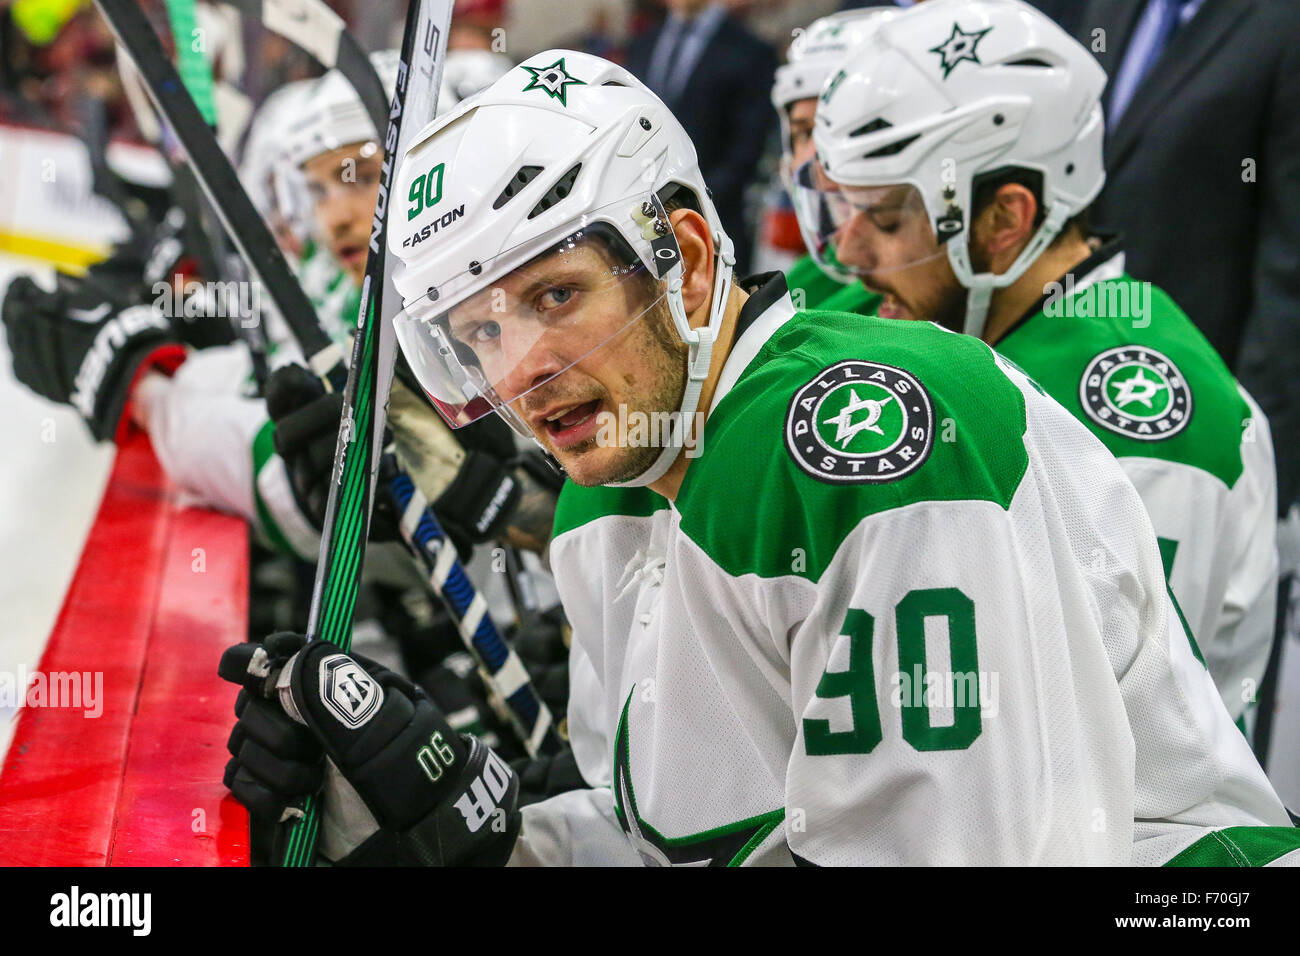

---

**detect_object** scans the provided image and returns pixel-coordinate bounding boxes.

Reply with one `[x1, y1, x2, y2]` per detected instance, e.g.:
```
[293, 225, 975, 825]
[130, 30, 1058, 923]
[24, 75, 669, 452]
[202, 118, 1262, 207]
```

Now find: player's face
[787, 98, 818, 170]
[302, 142, 383, 286]
[831, 183, 967, 330]
[447, 241, 686, 487]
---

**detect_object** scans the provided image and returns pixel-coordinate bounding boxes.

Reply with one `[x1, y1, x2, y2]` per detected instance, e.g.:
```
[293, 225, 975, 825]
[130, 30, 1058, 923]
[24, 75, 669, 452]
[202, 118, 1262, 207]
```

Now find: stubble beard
[560, 295, 689, 487]
[890, 254, 975, 335]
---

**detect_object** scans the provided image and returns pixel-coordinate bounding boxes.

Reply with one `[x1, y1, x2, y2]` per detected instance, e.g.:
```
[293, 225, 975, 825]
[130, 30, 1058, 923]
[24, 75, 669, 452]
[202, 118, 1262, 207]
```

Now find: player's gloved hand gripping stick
[220, 633, 522, 866]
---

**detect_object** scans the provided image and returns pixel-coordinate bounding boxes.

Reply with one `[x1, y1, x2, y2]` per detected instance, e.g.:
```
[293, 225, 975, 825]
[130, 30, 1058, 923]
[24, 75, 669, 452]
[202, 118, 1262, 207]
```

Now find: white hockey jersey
[511, 276, 1294, 866]
[134, 239, 359, 560]
[996, 241, 1279, 724]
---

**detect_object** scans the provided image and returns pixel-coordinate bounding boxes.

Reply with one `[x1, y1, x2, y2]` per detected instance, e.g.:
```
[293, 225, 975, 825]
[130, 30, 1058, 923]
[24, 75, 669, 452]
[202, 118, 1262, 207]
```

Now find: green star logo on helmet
[521, 57, 586, 107]
[1079, 345, 1193, 441]
[928, 22, 993, 80]
[786, 360, 934, 484]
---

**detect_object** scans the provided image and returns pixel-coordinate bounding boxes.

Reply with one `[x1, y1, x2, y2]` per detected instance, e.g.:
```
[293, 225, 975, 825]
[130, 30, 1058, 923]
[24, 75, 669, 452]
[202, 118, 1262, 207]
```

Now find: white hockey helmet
[389, 49, 735, 487]
[773, 8, 901, 160]
[239, 79, 315, 235]
[771, 7, 900, 283]
[281, 49, 401, 168]
[811, 0, 1107, 336]
[440, 49, 514, 110]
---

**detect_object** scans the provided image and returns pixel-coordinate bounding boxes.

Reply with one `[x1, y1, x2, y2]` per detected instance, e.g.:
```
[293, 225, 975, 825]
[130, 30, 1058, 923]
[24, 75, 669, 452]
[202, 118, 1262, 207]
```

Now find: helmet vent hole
[862, 133, 920, 159]
[492, 165, 545, 210]
[849, 117, 892, 138]
[528, 164, 583, 220]
[1066, 163, 1075, 175]
[993, 114, 1005, 125]
[1006, 58, 1051, 68]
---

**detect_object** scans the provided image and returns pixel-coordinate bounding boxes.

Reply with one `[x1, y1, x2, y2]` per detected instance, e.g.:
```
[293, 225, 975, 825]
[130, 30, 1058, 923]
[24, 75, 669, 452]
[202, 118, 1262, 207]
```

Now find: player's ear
[669, 209, 715, 324]
[975, 183, 1038, 270]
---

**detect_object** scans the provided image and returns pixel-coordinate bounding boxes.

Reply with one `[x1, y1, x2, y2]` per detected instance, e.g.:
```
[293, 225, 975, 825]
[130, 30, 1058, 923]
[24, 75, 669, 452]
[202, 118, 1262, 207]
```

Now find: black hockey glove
[513, 746, 587, 807]
[222, 632, 327, 824]
[219, 633, 521, 867]
[432, 414, 527, 543]
[262, 364, 389, 538]
[512, 607, 571, 717]
[265, 363, 524, 551]
[2, 271, 186, 443]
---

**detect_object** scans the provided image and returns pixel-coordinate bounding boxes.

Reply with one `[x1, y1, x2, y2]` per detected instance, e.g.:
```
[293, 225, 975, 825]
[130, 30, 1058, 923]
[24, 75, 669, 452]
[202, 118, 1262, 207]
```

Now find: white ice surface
[0, 256, 114, 762]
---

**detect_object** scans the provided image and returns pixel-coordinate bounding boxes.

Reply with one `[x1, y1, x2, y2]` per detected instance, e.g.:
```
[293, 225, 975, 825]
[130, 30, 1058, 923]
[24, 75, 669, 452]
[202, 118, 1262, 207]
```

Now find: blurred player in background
[771, 8, 893, 315]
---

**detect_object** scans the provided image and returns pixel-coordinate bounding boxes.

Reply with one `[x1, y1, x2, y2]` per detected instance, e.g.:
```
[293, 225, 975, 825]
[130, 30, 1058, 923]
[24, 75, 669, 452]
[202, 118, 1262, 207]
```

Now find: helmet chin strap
[609, 228, 736, 489]
[948, 203, 1069, 339]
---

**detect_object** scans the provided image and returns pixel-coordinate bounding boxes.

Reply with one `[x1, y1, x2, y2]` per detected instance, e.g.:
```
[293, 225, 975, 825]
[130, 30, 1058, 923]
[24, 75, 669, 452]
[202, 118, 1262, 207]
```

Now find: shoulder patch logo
[1079, 345, 1193, 441]
[786, 360, 934, 484]
[928, 22, 993, 80]
[319, 654, 383, 729]
[520, 57, 586, 106]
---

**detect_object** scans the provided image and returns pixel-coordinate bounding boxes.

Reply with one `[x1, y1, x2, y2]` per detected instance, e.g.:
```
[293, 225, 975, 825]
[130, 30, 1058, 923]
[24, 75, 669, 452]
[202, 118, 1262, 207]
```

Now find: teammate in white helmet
[809, 0, 1280, 738]
[3, 48, 535, 562]
[212, 48, 1294, 866]
[239, 77, 315, 260]
[771, 8, 894, 315]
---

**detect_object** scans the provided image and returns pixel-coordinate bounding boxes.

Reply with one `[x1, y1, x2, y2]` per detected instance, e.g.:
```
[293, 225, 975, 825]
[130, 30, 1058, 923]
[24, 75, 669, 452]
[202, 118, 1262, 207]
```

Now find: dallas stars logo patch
[929, 22, 993, 79]
[786, 360, 934, 484]
[520, 57, 586, 106]
[1079, 345, 1193, 441]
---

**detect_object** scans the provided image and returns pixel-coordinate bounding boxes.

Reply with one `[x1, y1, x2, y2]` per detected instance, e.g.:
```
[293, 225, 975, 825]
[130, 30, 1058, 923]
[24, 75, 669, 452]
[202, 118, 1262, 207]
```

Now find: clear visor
[393, 197, 680, 437]
[791, 160, 949, 284]
[780, 154, 854, 282]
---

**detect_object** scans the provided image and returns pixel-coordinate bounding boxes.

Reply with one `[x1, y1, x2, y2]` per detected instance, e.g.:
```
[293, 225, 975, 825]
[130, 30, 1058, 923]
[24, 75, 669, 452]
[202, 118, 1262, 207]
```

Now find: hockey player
[771, 8, 890, 316]
[807, 0, 1278, 728]
[2, 49, 534, 563]
[214, 49, 1297, 866]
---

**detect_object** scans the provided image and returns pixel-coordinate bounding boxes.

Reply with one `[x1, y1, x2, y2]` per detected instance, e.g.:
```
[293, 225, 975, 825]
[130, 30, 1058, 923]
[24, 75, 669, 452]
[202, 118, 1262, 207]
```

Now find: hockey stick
[211, 0, 558, 754]
[97, 0, 556, 755]
[282, 0, 450, 866]
[217, 0, 547, 635]
[164, 0, 274, 384]
[217, 0, 388, 134]
[95, 0, 337, 363]
[92, 0, 559, 788]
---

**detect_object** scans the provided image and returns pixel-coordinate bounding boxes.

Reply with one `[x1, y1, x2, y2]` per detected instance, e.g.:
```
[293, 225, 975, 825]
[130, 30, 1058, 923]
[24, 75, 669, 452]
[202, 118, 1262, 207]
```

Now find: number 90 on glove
[219, 633, 521, 865]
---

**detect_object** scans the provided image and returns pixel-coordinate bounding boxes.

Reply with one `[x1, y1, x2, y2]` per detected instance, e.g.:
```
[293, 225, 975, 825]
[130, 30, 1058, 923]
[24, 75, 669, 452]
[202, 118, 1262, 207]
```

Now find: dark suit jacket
[1025, 0, 1089, 34]
[625, 13, 777, 273]
[1077, 0, 1300, 510]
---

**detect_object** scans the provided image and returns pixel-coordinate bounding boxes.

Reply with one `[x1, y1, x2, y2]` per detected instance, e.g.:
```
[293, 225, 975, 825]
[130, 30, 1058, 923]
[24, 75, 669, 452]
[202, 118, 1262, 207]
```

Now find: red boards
[0, 432, 250, 865]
